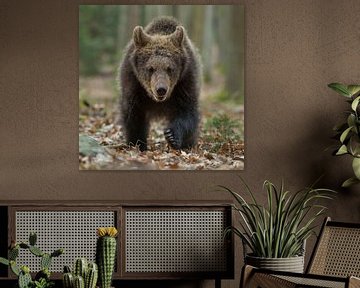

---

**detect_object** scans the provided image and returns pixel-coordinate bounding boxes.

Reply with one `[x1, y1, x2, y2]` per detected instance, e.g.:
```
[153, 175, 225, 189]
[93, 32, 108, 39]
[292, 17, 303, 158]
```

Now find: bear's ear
[133, 26, 151, 48]
[170, 26, 185, 48]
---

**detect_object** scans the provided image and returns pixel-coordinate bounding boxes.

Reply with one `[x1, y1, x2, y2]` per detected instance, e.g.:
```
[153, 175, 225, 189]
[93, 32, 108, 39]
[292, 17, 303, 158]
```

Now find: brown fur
[119, 16, 201, 151]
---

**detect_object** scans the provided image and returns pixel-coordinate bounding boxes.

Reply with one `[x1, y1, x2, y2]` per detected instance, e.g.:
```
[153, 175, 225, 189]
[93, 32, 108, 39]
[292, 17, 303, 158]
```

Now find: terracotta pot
[245, 254, 304, 273]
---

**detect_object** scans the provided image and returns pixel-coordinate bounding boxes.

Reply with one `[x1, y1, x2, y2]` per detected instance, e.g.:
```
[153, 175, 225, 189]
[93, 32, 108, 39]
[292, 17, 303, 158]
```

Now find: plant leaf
[342, 177, 360, 188]
[340, 126, 353, 143]
[351, 96, 360, 111]
[0, 257, 9, 266]
[349, 135, 360, 157]
[352, 157, 360, 180]
[348, 85, 360, 97]
[328, 83, 351, 97]
[347, 114, 356, 128]
[336, 145, 348, 155]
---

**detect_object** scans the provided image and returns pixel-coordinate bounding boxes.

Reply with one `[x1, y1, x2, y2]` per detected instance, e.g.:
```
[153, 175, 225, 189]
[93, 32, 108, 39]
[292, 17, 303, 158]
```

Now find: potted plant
[0, 232, 64, 288]
[222, 179, 334, 273]
[328, 83, 360, 187]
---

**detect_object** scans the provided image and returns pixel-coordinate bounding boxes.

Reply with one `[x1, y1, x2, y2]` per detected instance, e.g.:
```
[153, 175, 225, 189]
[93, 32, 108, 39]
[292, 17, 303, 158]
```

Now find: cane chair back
[307, 217, 360, 278]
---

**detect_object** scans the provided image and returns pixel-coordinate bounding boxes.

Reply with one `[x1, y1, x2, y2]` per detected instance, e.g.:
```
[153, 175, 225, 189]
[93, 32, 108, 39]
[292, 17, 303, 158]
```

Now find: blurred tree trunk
[117, 5, 129, 53]
[190, 5, 204, 49]
[224, 5, 244, 101]
[227, 5, 245, 98]
[202, 5, 214, 82]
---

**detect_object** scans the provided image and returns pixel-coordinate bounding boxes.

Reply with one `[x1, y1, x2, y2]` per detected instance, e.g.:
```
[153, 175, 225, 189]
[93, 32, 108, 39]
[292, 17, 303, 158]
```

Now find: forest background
[79, 5, 245, 170]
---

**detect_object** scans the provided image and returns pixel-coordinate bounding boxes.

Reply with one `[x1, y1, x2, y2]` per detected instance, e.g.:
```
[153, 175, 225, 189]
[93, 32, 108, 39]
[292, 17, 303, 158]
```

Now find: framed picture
[79, 4, 244, 170]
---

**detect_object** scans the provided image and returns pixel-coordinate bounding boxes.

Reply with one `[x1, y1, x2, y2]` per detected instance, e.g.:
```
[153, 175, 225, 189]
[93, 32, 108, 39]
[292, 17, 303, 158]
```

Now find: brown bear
[119, 16, 201, 151]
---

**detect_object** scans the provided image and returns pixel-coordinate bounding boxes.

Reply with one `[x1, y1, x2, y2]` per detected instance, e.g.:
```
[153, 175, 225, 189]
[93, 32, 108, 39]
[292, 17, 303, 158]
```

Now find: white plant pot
[245, 254, 305, 273]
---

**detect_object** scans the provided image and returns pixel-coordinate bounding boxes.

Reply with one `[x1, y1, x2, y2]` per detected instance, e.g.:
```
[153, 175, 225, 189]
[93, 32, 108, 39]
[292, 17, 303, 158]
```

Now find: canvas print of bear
[79, 5, 244, 170]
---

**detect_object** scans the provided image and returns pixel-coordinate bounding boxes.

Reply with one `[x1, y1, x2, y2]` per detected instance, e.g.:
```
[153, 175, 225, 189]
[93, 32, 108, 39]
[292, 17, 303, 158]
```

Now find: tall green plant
[222, 179, 334, 258]
[328, 83, 360, 187]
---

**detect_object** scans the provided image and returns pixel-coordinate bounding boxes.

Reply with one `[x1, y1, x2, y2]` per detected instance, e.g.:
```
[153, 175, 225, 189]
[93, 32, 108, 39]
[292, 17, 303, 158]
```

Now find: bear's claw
[164, 128, 181, 149]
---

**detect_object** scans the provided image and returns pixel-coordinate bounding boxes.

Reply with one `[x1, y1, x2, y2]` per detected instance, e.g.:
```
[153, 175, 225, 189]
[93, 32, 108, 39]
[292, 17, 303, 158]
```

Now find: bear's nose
[156, 87, 167, 97]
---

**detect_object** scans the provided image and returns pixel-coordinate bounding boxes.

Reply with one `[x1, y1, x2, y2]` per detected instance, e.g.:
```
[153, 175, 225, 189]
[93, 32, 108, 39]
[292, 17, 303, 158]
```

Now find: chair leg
[240, 265, 255, 288]
[215, 278, 221, 288]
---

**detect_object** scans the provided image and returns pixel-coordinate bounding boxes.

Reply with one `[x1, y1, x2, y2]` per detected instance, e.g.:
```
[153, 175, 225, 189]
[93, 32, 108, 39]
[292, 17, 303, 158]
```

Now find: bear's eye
[166, 67, 172, 74]
[148, 67, 155, 74]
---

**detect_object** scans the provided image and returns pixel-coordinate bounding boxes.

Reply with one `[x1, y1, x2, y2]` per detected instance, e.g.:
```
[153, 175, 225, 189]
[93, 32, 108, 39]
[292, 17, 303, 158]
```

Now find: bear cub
[119, 16, 201, 151]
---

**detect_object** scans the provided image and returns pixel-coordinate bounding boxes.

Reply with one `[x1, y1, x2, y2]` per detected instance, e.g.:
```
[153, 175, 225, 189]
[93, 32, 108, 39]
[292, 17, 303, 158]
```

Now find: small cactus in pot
[96, 227, 118, 288]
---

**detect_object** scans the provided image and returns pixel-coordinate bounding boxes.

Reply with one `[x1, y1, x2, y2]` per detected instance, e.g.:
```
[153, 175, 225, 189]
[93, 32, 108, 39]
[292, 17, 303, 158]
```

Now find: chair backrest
[307, 217, 360, 277]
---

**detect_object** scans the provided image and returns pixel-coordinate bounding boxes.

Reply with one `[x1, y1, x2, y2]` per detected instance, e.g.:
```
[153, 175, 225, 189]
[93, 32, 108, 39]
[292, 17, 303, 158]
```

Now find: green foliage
[203, 114, 243, 152]
[32, 278, 54, 288]
[212, 89, 243, 105]
[222, 178, 335, 258]
[329, 83, 360, 187]
[0, 232, 63, 288]
[0, 257, 9, 266]
[79, 6, 121, 75]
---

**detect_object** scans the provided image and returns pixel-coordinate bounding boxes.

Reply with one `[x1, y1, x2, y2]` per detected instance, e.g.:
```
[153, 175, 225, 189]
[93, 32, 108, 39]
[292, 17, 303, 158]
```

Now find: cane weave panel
[125, 210, 227, 272]
[277, 275, 345, 288]
[15, 211, 115, 272]
[309, 226, 360, 277]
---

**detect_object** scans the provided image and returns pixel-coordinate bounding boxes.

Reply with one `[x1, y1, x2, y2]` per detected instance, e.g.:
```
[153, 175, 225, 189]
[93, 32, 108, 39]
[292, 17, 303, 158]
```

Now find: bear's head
[131, 25, 186, 102]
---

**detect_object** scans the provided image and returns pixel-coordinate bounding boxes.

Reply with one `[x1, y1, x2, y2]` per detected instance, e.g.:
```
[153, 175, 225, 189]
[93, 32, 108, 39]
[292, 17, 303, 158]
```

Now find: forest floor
[79, 75, 244, 170]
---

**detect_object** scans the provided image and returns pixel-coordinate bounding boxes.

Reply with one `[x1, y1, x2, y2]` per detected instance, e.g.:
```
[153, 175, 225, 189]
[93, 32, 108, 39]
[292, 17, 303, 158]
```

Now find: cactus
[29, 245, 44, 257]
[74, 258, 88, 279]
[29, 232, 37, 246]
[51, 248, 64, 257]
[63, 260, 98, 288]
[35, 268, 50, 281]
[19, 243, 30, 249]
[96, 227, 118, 288]
[0, 232, 64, 288]
[74, 275, 85, 288]
[41, 253, 52, 269]
[64, 265, 72, 273]
[85, 263, 98, 288]
[10, 260, 20, 276]
[18, 267, 32, 288]
[63, 272, 74, 288]
[9, 246, 19, 260]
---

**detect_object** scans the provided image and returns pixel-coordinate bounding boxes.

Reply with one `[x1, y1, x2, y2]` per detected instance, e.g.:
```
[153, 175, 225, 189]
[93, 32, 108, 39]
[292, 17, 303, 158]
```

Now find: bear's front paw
[164, 128, 181, 150]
